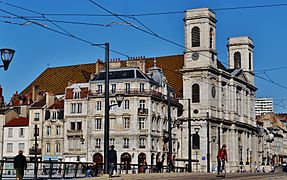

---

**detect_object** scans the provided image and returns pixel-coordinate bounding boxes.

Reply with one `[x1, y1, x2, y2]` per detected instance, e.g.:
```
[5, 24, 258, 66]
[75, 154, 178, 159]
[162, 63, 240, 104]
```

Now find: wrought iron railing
[0, 159, 188, 179]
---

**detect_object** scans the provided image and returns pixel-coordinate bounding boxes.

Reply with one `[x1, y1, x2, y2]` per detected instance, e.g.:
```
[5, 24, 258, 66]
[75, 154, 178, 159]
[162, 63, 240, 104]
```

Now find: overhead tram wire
[0, 8, 130, 58]
[6, 2, 287, 18]
[87, 0, 287, 92]
[0, 1, 130, 58]
[2, 1, 287, 90]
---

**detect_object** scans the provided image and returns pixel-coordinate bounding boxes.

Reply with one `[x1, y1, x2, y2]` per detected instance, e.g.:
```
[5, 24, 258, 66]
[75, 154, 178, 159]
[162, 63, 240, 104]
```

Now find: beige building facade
[181, 8, 258, 172]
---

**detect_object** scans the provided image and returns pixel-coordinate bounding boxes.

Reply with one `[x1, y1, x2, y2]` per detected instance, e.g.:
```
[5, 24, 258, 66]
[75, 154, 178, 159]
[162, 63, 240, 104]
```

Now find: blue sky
[0, 0, 287, 112]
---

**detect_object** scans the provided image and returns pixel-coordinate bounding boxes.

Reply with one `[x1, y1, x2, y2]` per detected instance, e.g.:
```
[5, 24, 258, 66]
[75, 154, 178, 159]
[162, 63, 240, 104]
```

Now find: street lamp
[0, 48, 15, 71]
[246, 148, 249, 165]
[239, 145, 243, 166]
[103, 42, 124, 174]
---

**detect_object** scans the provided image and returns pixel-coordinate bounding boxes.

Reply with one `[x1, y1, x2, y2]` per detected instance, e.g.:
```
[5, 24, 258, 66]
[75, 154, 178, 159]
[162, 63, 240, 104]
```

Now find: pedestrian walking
[108, 145, 117, 178]
[156, 152, 162, 173]
[13, 150, 27, 180]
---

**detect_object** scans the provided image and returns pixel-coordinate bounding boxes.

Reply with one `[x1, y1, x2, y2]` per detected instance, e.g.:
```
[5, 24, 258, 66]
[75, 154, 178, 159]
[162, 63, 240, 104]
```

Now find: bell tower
[227, 36, 254, 85]
[183, 8, 217, 70]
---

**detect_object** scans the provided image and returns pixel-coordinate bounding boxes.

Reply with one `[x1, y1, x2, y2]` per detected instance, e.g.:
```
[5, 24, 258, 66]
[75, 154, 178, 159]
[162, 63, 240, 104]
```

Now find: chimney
[32, 85, 40, 102]
[46, 92, 55, 108]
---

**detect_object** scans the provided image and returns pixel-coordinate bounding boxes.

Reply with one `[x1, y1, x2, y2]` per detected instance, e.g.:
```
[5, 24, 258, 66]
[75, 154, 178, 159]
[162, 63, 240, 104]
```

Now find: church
[180, 8, 258, 172]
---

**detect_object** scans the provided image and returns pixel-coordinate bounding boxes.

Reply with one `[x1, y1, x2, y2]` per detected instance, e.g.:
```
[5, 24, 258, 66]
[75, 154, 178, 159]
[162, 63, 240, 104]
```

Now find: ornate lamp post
[0, 48, 15, 71]
[246, 148, 249, 165]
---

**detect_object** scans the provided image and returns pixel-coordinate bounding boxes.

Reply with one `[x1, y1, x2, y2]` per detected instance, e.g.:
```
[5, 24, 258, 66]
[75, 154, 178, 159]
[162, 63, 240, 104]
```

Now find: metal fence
[0, 160, 188, 179]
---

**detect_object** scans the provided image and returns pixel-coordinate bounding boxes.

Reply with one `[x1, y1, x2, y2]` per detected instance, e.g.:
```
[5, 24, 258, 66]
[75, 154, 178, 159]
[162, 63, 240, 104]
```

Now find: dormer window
[74, 92, 80, 99]
[52, 111, 57, 119]
[73, 86, 81, 99]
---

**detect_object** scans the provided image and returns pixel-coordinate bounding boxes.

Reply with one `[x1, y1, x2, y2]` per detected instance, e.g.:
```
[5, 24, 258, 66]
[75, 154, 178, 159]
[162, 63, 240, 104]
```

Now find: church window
[234, 52, 241, 69]
[192, 133, 200, 149]
[192, 27, 200, 47]
[249, 53, 252, 70]
[192, 84, 200, 103]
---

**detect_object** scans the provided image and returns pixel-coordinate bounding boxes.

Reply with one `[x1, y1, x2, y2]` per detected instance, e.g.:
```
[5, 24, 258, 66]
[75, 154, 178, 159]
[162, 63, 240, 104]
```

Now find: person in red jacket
[217, 144, 227, 175]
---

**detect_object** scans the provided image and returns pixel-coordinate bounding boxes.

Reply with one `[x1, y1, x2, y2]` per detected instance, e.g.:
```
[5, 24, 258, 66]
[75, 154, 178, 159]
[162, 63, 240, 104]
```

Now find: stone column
[228, 125, 237, 172]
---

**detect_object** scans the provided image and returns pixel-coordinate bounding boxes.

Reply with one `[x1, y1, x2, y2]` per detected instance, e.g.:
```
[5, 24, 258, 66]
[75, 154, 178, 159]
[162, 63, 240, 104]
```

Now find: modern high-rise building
[255, 98, 273, 116]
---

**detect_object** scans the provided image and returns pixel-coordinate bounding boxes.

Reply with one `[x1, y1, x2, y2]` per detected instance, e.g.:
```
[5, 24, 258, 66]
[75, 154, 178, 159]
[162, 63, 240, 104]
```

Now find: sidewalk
[82, 173, 212, 180]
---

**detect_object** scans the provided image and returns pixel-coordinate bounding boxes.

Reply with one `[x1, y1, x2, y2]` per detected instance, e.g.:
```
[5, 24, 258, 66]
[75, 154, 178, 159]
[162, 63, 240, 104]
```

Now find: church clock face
[211, 86, 216, 98]
[192, 52, 199, 61]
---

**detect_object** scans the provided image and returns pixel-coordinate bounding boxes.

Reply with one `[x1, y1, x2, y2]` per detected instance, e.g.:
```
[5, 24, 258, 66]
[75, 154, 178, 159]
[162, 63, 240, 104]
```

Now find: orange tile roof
[4, 117, 29, 127]
[21, 54, 184, 98]
[21, 63, 97, 96]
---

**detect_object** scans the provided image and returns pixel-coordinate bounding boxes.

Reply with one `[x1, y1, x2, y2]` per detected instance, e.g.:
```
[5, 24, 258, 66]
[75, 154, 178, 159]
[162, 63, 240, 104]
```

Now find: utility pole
[167, 85, 172, 172]
[206, 112, 210, 173]
[104, 43, 110, 174]
[34, 124, 38, 180]
[188, 98, 192, 172]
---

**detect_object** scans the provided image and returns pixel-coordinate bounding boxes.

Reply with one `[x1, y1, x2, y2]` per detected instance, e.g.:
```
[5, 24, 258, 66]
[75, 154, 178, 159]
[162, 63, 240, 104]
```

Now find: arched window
[209, 28, 214, 48]
[192, 27, 200, 47]
[234, 52, 241, 69]
[249, 53, 252, 70]
[192, 84, 200, 103]
[192, 133, 200, 149]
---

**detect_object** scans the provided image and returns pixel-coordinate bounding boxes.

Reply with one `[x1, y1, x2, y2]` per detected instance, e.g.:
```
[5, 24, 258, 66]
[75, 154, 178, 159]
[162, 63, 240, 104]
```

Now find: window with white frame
[95, 139, 101, 148]
[52, 111, 57, 119]
[110, 138, 115, 146]
[97, 85, 102, 94]
[111, 84, 116, 94]
[123, 138, 129, 148]
[19, 128, 24, 137]
[139, 100, 145, 109]
[47, 126, 51, 136]
[96, 101, 101, 111]
[56, 126, 61, 135]
[71, 103, 82, 113]
[139, 117, 145, 129]
[8, 128, 13, 138]
[125, 83, 131, 93]
[34, 112, 40, 121]
[55, 143, 61, 153]
[71, 103, 76, 113]
[124, 100, 129, 110]
[123, 117, 130, 129]
[77, 122, 82, 130]
[70, 122, 76, 130]
[74, 92, 80, 99]
[139, 138, 146, 148]
[7, 143, 13, 152]
[46, 143, 51, 153]
[18, 143, 25, 151]
[95, 118, 102, 130]
[140, 83, 145, 92]
[77, 103, 82, 113]
[110, 100, 116, 111]
[110, 118, 115, 130]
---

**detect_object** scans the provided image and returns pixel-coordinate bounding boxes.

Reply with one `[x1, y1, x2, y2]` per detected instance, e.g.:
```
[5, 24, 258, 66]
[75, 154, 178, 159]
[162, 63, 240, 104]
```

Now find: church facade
[181, 8, 258, 172]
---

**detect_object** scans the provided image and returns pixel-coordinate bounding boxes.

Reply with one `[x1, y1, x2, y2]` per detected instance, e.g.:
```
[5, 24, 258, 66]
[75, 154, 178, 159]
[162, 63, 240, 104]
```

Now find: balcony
[123, 145, 129, 148]
[67, 130, 83, 136]
[138, 108, 148, 115]
[29, 148, 41, 155]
